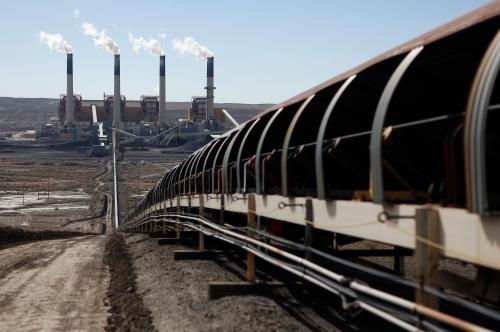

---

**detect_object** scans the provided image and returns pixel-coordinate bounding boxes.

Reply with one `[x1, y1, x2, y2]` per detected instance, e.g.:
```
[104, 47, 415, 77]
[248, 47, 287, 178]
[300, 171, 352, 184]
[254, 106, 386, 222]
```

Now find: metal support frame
[181, 155, 196, 195]
[201, 138, 223, 194]
[193, 141, 213, 193]
[188, 144, 210, 194]
[280, 95, 315, 196]
[236, 118, 261, 193]
[465, 30, 500, 215]
[304, 198, 314, 261]
[370, 47, 424, 203]
[415, 208, 441, 309]
[255, 108, 284, 193]
[211, 135, 232, 193]
[315, 76, 356, 199]
[247, 194, 256, 283]
[178, 155, 194, 196]
[221, 124, 249, 194]
[176, 196, 181, 239]
[199, 193, 205, 250]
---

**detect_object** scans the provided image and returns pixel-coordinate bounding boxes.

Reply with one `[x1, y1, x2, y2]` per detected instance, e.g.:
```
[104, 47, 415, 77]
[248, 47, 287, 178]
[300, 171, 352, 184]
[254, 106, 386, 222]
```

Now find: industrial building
[50, 51, 238, 154]
[58, 94, 159, 125]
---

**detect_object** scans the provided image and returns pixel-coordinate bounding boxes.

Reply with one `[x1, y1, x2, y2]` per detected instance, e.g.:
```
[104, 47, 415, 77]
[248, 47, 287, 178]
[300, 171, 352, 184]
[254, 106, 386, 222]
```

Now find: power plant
[51, 52, 236, 154]
[2, 3, 500, 331]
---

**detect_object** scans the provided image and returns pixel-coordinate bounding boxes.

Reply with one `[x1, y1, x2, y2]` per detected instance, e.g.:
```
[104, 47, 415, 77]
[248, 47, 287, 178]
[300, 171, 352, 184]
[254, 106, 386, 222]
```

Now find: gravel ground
[342, 239, 477, 281]
[123, 233, 365, 332]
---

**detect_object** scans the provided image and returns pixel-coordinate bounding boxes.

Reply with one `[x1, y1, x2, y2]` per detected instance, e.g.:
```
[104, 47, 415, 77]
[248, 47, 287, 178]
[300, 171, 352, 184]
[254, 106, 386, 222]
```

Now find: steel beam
[465, 31, 500, 215]
[315, 75, 356, 199]
[370, 47, 424, 203]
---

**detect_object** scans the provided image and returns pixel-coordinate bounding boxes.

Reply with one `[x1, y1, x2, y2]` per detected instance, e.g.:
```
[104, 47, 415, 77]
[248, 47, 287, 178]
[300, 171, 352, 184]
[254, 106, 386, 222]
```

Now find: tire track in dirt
[0, 235, 109, 331]
[104, 233, 156, 331]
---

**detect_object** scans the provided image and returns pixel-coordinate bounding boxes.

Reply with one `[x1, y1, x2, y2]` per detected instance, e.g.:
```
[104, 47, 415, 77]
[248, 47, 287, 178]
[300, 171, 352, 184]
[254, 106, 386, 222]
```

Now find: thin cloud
[73, 8, 80, 19]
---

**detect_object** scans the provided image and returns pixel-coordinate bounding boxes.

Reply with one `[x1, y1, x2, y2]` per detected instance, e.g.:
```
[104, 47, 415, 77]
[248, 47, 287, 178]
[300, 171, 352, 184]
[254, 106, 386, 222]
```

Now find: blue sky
[0, 0, 489, 103]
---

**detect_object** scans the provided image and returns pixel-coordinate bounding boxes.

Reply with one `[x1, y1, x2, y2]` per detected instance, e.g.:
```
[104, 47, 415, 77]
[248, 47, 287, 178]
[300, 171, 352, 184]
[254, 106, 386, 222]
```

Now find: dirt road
[0, 236, 109, 332]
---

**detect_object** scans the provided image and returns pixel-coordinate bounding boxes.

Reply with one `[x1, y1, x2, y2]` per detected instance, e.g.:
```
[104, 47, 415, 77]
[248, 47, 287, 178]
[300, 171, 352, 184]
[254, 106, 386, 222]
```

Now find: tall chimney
[113, 54, 121, 127]
[205, 56, 214, 121]
[158, 55, 166, 126]
[66, 53, 74, 124]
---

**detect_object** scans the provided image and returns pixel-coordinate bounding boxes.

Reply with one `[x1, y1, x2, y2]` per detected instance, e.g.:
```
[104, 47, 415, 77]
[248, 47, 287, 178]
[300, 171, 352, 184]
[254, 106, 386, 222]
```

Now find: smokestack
[158, 55, 166, 126]
[113, 54, 121, 127]
[66, 53, 74, 124]
[206, 56, 214, 121]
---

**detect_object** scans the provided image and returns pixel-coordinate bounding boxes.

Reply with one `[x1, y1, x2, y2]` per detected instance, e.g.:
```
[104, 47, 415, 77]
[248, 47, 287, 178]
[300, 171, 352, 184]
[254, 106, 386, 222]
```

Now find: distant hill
[0, 97, 274, 129]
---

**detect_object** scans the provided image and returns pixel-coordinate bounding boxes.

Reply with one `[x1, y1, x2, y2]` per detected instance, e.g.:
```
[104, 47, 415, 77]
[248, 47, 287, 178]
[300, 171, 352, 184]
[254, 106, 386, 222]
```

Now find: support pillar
[415, 208, 441, 309]
[304, 198, 314, 261]
[246, 194, 256, 283]
[176, 196, 181, 239]
[199, 194, 205, 250]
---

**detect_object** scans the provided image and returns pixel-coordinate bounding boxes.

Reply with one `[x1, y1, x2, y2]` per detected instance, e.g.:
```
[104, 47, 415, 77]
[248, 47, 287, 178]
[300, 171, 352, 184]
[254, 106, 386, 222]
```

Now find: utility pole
[137, 175, 140, 206]
[112, 128, 119, 229]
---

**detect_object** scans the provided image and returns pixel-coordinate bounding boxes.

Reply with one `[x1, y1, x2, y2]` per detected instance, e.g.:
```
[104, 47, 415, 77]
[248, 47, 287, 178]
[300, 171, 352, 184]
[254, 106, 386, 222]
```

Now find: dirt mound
[0, 225, 88, 245]
[104, 233, 156, 332]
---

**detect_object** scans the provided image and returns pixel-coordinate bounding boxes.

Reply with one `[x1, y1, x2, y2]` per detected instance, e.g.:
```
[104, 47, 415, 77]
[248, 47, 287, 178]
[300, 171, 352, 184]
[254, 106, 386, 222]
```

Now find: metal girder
[315, 76, 356, 199]
[201, 138, 223, 194]
[465, 30, 500, 215]
[193, 141, 214, 193]
[235, 118, 262, 193]
[183, 153, 198, 194]
[255, 108, 285, 193]
[168, 165, 180, 198]
[280, 95, 315, 196]
[178, 155, 192, 195]
[221, 121, 252, 194]
[211, 135, 233, 193]
[370, 46, 424, 204]
[189, 143, 212, 194]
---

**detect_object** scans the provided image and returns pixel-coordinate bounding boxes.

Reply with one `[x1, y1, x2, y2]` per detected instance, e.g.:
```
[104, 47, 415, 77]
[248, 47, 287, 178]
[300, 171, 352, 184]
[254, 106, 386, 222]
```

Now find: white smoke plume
[81, 22, 119, 54]
[172, 37, 213, 59]
[128, 34, 164, 56]
[39, 31, 73, 54]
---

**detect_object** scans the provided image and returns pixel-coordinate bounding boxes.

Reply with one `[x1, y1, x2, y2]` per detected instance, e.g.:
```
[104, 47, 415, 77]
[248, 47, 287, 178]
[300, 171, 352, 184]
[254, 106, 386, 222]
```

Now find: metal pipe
[112, 129, 119, 229]
[131, 212, 494, 332]
[221, 109, 239, 127]
[358, 302, 420, 332]
[131, 216, 427, 331]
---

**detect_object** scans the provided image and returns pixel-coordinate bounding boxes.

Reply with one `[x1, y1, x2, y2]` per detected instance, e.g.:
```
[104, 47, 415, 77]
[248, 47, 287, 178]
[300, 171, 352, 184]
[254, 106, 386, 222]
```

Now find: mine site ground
[0, 147, 479, 331]
[1, 148, 370, 332]
[0, 145, 481, 332]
